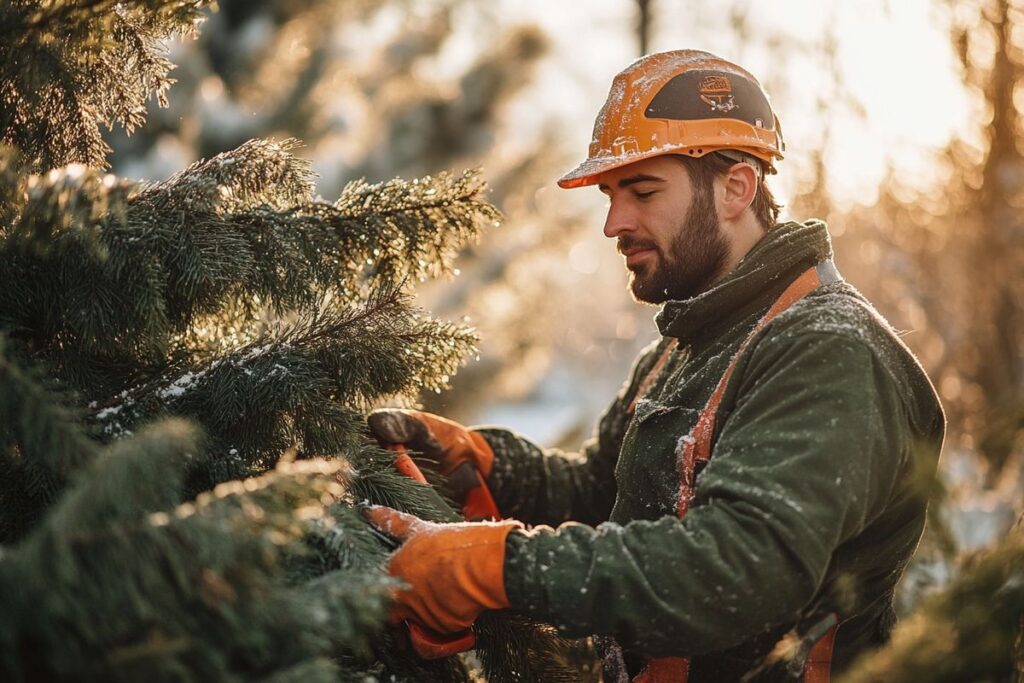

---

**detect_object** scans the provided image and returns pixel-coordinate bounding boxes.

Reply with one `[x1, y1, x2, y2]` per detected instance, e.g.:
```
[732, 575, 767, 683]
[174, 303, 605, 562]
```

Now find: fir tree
[0, 1, 584, 680]
[94, 0, 601, 435]
[839, 518, 1024, 683]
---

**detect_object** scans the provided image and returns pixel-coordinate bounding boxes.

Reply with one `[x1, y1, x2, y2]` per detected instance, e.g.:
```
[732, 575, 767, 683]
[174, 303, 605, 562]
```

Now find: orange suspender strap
[804, 624, 838, 683]
[632, 656, 688, 683]
[634, 261, 841, 683]
[675, 263, 825, 517]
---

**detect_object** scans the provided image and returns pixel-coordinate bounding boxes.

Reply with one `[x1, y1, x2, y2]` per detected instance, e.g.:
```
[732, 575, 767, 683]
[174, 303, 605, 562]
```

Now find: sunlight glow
[493, 0, 971, 207]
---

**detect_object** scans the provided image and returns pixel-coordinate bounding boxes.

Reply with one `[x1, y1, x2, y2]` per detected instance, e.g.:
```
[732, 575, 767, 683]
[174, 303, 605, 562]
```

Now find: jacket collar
[655, 220, 834, 344]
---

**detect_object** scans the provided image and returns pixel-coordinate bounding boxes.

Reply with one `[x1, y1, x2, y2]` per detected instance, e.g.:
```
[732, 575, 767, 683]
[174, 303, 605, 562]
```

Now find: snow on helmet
[558, 50, 785, 189]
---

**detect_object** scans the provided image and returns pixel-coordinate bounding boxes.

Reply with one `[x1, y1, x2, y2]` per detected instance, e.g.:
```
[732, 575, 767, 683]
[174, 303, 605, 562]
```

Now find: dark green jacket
[478, 220, 944, 681]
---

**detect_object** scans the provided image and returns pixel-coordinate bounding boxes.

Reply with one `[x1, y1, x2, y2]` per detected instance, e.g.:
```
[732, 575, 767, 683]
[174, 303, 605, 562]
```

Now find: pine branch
[0, 335, 98, 540]
[1, 147, 492, 398]
[0, 334, 96, 475]
[0, 443, 394, 682]
[0, 146, 22, 227]
[0, 159, 142, 391]
[43, 418, 200, 535]
[475, 612, 591, 683]
[296, 503, 393, 578]
[0, 0, 212, 170]
[132, 138, 316, 213]
[364, 639, 473, 683]
[840, 525, 1024, 682]
[345, 447, 463, 524]
[0, 171, 141, 392]
[334, 168, 503, 283]
[278, 284, 479, 403]
[7, 161, 133, 249]
[24, 0, 202, 32]
[86, 284, 475, 481]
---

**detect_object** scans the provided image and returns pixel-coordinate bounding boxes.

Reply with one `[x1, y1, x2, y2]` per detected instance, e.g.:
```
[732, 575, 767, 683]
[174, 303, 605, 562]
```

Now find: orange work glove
[367, 409, 495, 478]
[364, 505, 522, 634]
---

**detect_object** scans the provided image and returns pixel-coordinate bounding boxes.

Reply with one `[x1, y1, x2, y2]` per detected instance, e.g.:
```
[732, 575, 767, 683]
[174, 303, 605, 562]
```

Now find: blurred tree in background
[786, 0, 1024, 678]
[835, 0, 1024, 477]
[0, 1, 585, 679]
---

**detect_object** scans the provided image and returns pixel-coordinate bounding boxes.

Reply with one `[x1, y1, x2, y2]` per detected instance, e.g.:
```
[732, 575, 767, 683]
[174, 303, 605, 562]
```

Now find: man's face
[598, 156, 729, 304]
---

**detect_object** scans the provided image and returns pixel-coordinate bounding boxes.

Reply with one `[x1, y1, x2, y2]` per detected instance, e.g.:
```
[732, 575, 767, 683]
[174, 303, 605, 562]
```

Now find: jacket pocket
[631, 397, 680, 425]
[631, 398, 699, 438]
[615, 401, 701, 520]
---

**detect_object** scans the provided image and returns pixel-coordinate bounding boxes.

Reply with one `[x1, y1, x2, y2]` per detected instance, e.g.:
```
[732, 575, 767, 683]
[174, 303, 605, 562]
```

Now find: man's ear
[717, 163, 758, 220]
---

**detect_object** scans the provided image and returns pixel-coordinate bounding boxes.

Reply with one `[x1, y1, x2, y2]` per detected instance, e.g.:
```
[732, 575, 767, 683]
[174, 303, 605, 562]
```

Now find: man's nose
[602, 200, 636, 239]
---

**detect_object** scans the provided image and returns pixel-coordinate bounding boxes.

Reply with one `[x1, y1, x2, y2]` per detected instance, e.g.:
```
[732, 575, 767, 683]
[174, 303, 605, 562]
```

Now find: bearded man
[366, 50, 945, 682]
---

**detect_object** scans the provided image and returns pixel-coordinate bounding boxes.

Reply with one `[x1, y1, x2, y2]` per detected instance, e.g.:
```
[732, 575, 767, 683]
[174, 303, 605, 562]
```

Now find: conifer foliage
[0, 2, 579, 680]
[0, 0, 208, 171]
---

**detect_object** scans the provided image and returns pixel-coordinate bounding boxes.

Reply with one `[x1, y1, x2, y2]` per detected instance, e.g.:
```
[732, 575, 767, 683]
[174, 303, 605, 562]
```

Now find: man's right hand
[363, 505, 521, 635]
[367, 409, 495, 480]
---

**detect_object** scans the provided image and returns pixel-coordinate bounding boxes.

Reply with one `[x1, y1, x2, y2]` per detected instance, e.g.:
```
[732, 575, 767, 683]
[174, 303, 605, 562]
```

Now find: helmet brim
[557, 144, 781, 189]
[556, 149, 669, 189]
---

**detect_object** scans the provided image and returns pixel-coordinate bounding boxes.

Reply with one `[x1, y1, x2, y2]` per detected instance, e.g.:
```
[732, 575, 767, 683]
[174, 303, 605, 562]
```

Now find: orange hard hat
[558, 50, 784, 189]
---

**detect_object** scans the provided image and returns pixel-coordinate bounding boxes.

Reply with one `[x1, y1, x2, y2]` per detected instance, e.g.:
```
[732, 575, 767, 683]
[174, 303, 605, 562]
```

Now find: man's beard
[621, 187, 729, 304]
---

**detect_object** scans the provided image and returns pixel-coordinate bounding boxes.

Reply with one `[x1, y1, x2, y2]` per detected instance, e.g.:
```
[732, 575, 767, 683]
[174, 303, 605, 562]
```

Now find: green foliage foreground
[840, 520, 1024, 683]
[0, 1, 585, 680]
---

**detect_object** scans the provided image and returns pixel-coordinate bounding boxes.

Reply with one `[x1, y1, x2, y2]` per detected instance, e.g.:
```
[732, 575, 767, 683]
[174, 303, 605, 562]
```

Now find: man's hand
[364, 505, 522, 634]
[368, 410, 500, 520]
[367, 409, 495, 477]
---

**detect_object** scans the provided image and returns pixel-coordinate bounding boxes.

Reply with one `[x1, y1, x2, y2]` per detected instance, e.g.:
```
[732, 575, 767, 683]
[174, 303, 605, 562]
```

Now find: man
[366, 50, 944, 682]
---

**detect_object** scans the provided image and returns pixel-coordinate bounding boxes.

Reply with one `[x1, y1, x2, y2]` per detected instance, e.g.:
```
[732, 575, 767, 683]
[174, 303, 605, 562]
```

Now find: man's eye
[635, 190, 656, 200]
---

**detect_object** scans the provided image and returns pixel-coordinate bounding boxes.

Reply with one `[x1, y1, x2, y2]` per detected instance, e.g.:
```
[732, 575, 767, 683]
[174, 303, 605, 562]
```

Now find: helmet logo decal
[698, 75, 738, 113]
